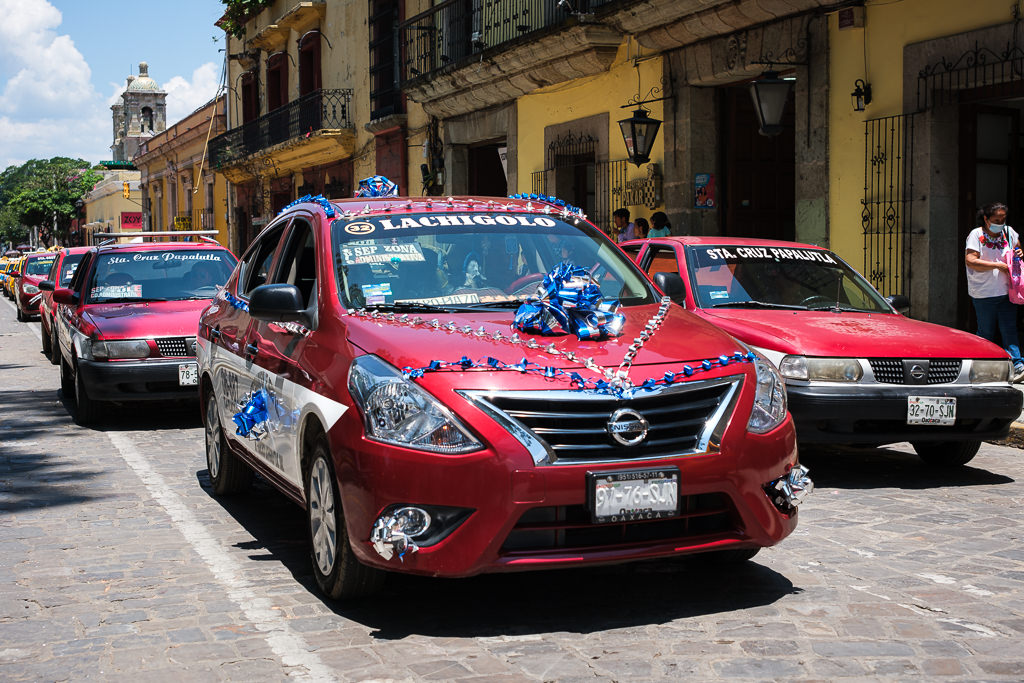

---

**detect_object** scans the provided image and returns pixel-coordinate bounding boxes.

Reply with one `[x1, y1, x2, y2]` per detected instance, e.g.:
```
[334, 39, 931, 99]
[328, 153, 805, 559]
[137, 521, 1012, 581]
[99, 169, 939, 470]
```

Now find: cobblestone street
[2, 297, 1023, 681]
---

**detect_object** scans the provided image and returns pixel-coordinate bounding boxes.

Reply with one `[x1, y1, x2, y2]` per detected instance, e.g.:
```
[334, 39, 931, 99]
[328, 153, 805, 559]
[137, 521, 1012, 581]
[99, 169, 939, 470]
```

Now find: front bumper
[331, 408, 801, 578]
[77, 357, 200, 402]
[786, 383, 1022, 445]
[16, 290, 41, 316]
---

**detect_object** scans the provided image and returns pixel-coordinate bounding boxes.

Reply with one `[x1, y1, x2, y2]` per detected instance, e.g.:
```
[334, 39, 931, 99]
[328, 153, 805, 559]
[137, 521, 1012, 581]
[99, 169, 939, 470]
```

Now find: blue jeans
[972, 294, 1023, 366]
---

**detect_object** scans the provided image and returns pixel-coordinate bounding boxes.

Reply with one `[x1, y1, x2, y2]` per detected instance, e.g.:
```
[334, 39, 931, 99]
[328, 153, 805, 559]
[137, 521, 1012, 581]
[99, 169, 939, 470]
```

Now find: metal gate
[862, 113, 916, 298]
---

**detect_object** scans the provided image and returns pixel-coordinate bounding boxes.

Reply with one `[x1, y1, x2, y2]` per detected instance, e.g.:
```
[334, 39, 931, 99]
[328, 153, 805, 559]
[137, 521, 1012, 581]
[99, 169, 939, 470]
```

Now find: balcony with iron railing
[209, 89, 354, 181]
[398, 0, 623, 117]
[194, 208, 216, 231]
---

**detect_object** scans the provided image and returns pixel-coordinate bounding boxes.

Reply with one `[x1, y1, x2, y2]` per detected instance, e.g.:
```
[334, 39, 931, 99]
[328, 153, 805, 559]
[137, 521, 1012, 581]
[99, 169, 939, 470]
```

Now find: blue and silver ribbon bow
[354, 175, 399, 197]
[513, 262, 625, 340]
[232, 389, 270, 440]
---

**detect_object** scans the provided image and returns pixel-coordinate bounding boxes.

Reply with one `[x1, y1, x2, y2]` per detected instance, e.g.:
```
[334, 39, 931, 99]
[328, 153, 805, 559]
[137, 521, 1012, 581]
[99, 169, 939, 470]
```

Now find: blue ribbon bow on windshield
[513, 262, 625, 340]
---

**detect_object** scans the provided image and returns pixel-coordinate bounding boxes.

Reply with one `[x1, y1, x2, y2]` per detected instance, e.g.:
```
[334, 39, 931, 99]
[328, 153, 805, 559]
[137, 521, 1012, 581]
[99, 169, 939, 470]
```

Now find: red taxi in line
[197, 193, 812, 600]
[44, 235, 237, 425]
[623, 236, 1023, 466]
[39, 246, 91, 363]
[13, 252, 57, 322]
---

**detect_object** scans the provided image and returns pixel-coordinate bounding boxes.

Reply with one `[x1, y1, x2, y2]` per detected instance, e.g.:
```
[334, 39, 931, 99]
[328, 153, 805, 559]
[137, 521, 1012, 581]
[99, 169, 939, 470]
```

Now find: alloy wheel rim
[309, 457, 337, 575]
[206, 397, 221, 479]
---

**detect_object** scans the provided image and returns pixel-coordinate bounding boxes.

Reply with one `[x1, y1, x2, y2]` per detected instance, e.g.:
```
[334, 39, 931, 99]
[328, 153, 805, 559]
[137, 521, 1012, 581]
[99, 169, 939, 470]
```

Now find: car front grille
[155, 337, 192, 358]
[868, 359, 962, 384]
[465, 377, 741, 465]
[500, 493, 738, 554]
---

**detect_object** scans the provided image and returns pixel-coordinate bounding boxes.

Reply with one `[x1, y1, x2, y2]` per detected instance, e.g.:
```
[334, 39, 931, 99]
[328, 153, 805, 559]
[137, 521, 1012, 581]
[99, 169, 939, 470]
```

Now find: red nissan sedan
[197, 194, 812, 599]
[623, 236, 1023, 466]
[39, 246, 91, 363]
[46, 238, 237, 425]
[14, 251, 57, 322]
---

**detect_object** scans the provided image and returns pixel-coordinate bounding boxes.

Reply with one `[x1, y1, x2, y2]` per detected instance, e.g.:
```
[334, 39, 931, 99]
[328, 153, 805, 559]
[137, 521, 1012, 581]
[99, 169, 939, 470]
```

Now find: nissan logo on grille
[909, 364, 926, 380]
[606, 408, 649, 447]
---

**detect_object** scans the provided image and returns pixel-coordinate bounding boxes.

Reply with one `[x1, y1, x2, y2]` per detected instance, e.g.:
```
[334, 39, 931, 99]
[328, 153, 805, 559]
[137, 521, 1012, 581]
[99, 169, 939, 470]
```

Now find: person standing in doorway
[965, 201, 1024, 382]
[648, 211, 672, 238]
[613, 208, 635, 243]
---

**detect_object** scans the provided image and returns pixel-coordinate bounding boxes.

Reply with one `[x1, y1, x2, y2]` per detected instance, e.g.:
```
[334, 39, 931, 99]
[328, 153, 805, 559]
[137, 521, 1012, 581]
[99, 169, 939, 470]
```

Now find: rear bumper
[786, 383, 1022, 445]
[78, 357, 199, 402]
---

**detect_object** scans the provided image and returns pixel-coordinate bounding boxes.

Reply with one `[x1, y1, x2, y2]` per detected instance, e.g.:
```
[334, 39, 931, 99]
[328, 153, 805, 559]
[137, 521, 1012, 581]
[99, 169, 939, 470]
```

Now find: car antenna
[834, 271, 843, 311]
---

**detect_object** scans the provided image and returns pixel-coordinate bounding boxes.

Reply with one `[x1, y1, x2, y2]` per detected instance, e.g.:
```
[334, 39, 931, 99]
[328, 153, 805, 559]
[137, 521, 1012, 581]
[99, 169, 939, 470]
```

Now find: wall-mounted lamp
[618, 108, 662, 167]
[851, 79, 872, 112]
[749, 69, 793, 137]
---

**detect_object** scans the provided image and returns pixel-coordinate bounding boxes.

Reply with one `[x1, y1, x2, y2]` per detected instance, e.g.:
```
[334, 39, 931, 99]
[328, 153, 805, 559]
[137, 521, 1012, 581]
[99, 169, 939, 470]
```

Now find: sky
[0, 0, 228, 170]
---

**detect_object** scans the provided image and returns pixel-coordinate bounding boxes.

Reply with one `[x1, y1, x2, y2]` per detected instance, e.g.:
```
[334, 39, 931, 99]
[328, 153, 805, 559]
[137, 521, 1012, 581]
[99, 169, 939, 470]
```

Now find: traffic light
[122, 181, 130, 199]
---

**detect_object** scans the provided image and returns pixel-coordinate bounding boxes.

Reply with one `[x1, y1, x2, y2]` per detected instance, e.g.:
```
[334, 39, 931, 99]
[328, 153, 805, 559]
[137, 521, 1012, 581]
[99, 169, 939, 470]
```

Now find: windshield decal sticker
[370, 214, 558, 231]
[344, 221, 376, 235]
[704, 246, 837, 264]
[361, 282, 392, 305]
[399, 293, 481, 305]
[91, 284, 143, 299]
[339, 242, 425, 265]
[107, 252, 223, 264]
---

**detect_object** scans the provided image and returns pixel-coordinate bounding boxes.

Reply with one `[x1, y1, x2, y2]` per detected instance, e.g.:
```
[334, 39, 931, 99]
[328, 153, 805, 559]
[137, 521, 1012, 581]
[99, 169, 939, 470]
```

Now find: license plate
[588, 468, 680, 524]
[907, 396, 955, 425]
[178, 362, 199, 386]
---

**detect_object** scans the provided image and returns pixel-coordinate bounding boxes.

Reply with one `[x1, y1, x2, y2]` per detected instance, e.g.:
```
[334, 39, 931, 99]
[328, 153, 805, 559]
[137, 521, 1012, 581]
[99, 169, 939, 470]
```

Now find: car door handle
[244, 342, 258, 358]
[210, 327, 221, 340]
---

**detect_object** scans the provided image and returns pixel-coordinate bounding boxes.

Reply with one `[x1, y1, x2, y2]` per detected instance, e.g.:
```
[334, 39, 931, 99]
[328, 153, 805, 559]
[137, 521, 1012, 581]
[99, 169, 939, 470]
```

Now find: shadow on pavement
[199, 469, 799, 639]
[0, 389, 106, 513]
[799, 444, 1014, 490]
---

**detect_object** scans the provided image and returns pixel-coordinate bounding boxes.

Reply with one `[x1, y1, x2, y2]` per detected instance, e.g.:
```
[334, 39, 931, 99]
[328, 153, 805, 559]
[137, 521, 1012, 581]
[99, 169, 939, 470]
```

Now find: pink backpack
[1006, 239, 1024, 304]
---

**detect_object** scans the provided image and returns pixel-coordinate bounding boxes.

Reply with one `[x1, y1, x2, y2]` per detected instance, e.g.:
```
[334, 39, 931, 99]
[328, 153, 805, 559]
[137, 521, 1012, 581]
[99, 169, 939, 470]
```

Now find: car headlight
[91, 339, 152, 360]
[348, 355, 483, 454]
[23, 283, 39, 294]
[748, 357, 788, 434]
[970, 359, 1011, 383]
[779, 355, 863, 382]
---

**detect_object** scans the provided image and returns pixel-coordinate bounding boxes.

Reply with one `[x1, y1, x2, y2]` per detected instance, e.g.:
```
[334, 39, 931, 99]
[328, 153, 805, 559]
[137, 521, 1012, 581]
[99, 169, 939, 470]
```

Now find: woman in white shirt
[965, 202, 1024, 382]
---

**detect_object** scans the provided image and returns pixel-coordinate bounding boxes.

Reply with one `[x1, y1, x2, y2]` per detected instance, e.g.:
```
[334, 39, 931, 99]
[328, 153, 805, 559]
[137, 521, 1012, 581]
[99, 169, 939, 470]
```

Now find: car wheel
[911, 440, 981, 467]
[306, 441, 383, 600]
[40, 320, 52, 357]
[49, 326, 59, 365]
[59, 356, 74, 398]
[74, 364, 103, 426]
[204, 388, 250, 494]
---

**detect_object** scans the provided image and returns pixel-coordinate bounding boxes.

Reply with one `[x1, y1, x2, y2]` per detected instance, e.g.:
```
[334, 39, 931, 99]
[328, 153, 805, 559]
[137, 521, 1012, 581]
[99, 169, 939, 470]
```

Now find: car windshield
[26, 256, 56, 276]
[58, 253, 85, 286]
[331, 211, 656, 309]
[685, 244, 891, 312]
[88, 249, 237, 303]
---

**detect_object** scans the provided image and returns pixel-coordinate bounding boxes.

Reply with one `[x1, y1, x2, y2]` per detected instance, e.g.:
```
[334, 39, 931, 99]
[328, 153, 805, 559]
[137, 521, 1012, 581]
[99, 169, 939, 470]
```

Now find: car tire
[15, 304, 25, 322]
[204, 388, 251, 494]
[306, 441, 384, 600]
[74, 364, 103, 426]
[911, 440, 981, 467]
[49, 326, 59, 366]
[60, 356, 74, 398]
[41, 319, 52, 357]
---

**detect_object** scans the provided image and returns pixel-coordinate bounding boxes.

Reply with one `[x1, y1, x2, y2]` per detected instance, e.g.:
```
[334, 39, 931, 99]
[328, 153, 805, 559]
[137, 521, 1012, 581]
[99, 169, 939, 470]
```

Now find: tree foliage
[0, 157, 101, 247]
[220, 0, 275, 38]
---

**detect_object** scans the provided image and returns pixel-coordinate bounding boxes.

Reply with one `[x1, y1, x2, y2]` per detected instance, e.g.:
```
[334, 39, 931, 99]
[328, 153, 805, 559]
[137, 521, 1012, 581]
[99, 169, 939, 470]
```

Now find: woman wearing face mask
[965, 202, 1024, 382]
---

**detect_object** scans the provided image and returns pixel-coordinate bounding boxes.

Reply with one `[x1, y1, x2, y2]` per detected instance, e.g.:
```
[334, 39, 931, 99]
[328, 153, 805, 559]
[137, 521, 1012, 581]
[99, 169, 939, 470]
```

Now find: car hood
[346, 304, 750, 374]
[698, 308, 1007, 358]
[82, 299, 210, 339]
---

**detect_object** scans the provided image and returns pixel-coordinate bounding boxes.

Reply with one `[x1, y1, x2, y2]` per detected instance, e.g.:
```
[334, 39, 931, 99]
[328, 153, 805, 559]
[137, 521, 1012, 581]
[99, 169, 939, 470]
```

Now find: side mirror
[39, 279, 55, 292]
[653, 272, 686, 305]
[52, 287, 78, 306]
[249, 284, 312, 325]
[886, 294, 910, 315]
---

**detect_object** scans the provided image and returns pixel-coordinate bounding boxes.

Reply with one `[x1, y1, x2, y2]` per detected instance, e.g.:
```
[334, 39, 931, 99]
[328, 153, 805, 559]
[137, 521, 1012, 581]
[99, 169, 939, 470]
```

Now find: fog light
[370, 506, 432, 561]
[764, 464, 813, 513]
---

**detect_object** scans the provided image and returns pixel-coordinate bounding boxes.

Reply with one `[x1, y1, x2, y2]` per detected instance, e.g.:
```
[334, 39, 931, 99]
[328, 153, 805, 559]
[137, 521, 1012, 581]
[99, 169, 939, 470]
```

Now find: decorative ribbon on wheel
[355, 175, 399, 198]
[513, 262, 625, 340]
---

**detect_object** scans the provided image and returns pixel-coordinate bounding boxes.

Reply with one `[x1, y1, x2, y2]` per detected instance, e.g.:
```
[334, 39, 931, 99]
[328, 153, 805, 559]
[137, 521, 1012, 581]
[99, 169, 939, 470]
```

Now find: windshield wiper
[711, 300, 808, 310]
[806, 303, 871, 313]
[459, 299, 525, 309]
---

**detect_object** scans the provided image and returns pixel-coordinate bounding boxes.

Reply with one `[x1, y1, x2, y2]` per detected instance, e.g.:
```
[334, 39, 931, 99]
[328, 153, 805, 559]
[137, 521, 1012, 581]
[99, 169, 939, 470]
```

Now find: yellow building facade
[828, 0, 1023, 327]
[81, 169, 141, 244]
[135, 96, 230, 246]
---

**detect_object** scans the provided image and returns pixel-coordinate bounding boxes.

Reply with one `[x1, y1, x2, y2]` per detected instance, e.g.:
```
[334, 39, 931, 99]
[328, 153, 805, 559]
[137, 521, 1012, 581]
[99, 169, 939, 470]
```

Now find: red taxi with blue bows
[197, 188, 812, 600]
